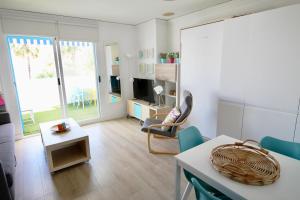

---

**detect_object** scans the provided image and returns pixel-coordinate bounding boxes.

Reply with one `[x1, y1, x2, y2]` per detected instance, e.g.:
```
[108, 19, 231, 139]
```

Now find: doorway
[7, 35, 100, 135]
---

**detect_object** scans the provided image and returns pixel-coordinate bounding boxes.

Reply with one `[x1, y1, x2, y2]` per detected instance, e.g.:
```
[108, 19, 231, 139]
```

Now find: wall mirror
[105, 43, 122, 104]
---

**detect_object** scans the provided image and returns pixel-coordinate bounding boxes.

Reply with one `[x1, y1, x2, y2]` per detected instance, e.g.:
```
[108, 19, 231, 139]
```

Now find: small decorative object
[51, 122, 70, 133]
[138, 50, 143, 59]
[210, 140, 280, 186]
[0, 93, 6, 112]
[167, 52, 176, 63]
[151, 48, 154, 58]
[147, 64, 154, 74]
[0, 94, 5, 106]
[139, 63, 146, 73]
[169, 90, 176, 96]
[153, 85, 164, 107]
[114, 57, 120, 65]
[160, 53, 167, 63]
[175, 52, 180, 64]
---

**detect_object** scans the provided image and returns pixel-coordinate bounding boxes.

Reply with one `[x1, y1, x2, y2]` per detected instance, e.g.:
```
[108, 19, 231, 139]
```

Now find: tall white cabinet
[181, 22, 224, 139]
[181, 4, 300, 141]
[218, 4, 300, 142]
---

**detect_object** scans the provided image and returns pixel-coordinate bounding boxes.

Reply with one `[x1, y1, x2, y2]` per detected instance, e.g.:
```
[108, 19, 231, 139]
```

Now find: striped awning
[7, 36, 53, 45]
[7, 36, 93, 47]
[59, 41, 92, 47]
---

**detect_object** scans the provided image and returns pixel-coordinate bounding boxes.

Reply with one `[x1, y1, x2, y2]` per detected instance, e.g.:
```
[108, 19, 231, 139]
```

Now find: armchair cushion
[161, 107, 181, 131]
[170, 91, 193, 135]
[141, 118, 174, 137]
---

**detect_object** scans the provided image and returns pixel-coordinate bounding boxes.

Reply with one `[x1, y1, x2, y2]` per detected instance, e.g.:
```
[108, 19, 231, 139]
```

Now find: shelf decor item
[153, 85, 164, 107]
[210, 139, 280, 186]
[138, 50, 143, 59]
[175, 52, 180, 64]
[169, 90, 176, 96]
[160, 53, 167, 63]
[139, 63, 146, 73]
[0, 94, 5, 106]
[114, 56, 120, 65]
[167, 52, 176, 63]
[147, 64, 154, 74]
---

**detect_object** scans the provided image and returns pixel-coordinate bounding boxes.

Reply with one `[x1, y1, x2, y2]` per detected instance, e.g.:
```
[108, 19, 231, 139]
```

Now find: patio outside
[22, 104, 98, 136]
[8, 36, 99, 136]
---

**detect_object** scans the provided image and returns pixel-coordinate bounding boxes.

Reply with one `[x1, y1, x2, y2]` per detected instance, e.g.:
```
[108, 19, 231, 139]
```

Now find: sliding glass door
[7, 36, 63, 135]
[7, 35, 100, 135]
[59, 41, 99, 121]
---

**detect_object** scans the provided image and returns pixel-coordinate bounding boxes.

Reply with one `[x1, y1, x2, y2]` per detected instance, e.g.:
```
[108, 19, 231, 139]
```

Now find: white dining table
[174, 135, 300, 200]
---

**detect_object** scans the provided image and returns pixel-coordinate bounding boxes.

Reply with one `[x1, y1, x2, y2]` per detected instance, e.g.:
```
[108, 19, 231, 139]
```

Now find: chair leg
[181, 182, 193, 200]
[153, 134, 176, 139]
[147, 133, 178, 155]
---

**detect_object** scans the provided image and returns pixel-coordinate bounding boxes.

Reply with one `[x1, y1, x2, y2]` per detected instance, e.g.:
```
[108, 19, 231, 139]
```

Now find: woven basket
[210, 139, 280, 185]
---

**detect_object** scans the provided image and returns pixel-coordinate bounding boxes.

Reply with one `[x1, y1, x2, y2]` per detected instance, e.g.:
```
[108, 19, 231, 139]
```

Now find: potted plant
[167, 52, 176, 63]
[160, 53, 167, 63]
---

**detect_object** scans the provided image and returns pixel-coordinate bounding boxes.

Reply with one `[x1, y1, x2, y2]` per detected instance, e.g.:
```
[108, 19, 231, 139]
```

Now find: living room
[1, 0, 300, 200]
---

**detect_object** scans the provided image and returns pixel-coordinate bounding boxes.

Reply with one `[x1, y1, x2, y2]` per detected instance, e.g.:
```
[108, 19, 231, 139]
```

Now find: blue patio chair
[260, 136, 300, 160]
[71, 88, 84, 109]
[178, 126, 231, 200]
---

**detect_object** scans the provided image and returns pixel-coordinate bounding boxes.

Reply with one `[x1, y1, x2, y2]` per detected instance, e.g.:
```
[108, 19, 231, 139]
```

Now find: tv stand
[127, 99, 171, 121]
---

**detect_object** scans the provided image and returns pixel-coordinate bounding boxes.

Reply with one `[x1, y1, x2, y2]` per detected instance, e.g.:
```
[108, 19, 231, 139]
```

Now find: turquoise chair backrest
[260, 136, 300, 160]
[191, 178, 222, 200]
[178, 126, 204, 153]
[178, 126, 204, 183]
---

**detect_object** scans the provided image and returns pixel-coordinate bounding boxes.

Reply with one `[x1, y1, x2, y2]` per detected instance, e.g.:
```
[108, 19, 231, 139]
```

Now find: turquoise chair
[191, 178, 226, 200]
[178, 126, 231, 200]
[260, 136, 300, 160]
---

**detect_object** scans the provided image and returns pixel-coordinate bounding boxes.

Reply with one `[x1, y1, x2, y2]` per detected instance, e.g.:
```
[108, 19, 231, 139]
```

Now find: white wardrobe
[180, 4, 300, 141]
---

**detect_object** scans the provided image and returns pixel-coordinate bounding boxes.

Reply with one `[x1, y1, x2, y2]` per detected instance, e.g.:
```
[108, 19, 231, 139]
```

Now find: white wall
[0, 23, 23, 138]
[168, 0, 300, 52]
[135, 19, 168, 80]
[98, 22, 137, 121]
[135, 19, 156, 80]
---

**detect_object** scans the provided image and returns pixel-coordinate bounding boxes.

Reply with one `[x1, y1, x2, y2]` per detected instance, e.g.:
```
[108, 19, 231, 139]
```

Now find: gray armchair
[141, 90, 193, 155]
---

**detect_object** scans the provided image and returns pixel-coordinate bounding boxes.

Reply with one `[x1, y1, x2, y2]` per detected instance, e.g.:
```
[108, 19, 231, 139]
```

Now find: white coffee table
[40, 118, 91, 173]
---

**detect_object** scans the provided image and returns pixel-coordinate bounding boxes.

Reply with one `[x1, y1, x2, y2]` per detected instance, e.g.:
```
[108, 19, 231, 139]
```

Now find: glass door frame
[6, 35, 66, 135]
[6, 35, 101, 136]
[54, 38, 101, 124]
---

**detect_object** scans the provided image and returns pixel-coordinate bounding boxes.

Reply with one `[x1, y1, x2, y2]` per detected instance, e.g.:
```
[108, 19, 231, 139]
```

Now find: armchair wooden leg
[147, 133, 178, 155]
[153, 134, 177, 139]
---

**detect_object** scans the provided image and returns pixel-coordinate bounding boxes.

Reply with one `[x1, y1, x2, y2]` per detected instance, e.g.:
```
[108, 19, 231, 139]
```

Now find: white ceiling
[0, 0, 231, 25]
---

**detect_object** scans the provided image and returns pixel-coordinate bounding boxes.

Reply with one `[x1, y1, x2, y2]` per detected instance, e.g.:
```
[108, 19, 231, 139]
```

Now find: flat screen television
[133, 78, 155, 103]
[110, 76, 121, 94]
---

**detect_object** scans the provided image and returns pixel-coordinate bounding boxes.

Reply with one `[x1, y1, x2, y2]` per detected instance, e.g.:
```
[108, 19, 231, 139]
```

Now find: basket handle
[235, 139, 269, 154]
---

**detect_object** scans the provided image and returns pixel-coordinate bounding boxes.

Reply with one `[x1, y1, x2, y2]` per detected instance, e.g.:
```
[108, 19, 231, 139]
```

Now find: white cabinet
[181, 21, 224, 139]
[242, 106, 296, 142]
[243, 6, 300, 114]
[220, 16, 251, 103]
[217, 100, 244, 139]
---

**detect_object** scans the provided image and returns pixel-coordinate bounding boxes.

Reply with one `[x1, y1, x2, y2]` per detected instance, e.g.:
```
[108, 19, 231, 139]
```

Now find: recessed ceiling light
[163, 12, 175, 17]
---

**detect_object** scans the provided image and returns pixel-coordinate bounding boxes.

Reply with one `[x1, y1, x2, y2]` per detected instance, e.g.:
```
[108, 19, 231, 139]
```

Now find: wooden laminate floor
[15, 118, 195, 200]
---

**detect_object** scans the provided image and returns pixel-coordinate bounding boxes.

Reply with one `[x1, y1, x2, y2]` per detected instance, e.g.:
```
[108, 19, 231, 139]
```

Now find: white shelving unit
[155, 63, 179, 108]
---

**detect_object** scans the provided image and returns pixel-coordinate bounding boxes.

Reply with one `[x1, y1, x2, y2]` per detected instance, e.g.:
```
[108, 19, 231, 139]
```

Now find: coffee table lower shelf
[46, 138, 90, 172]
